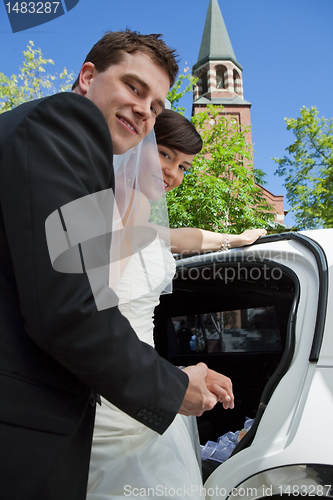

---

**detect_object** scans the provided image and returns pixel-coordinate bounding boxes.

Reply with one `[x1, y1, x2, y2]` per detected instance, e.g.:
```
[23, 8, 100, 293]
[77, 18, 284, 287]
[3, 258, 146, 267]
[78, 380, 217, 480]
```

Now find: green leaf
[0, 41, 76, 114]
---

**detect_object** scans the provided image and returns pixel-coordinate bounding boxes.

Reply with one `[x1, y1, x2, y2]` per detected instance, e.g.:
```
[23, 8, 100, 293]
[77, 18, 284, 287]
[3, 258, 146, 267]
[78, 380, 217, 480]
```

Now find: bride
[87, 110, 266, 499]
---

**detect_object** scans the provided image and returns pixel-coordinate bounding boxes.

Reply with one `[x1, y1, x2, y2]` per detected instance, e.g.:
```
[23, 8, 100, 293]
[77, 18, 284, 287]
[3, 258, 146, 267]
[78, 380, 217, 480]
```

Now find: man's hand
[205, 369, 234, 410]
[178, 363, 218, 416]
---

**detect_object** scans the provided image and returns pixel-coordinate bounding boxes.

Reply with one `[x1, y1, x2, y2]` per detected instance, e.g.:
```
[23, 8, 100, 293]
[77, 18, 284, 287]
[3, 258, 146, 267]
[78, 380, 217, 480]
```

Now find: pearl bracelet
[220, 235, 230, 252]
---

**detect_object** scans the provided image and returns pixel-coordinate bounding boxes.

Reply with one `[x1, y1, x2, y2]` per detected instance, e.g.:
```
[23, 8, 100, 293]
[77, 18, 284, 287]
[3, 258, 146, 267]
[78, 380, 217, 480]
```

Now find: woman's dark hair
[72, 29, 179, 90]
[154, 109, 202, 155]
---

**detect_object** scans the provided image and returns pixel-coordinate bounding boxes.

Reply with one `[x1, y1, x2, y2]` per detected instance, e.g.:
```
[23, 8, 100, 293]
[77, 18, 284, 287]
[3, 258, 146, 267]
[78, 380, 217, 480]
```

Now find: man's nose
[133, 99, 151, 120]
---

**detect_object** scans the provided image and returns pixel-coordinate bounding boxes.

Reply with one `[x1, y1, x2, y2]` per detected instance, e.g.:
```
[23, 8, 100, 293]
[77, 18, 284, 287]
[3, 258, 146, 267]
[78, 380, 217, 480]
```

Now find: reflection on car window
[172, 306, 282, 354]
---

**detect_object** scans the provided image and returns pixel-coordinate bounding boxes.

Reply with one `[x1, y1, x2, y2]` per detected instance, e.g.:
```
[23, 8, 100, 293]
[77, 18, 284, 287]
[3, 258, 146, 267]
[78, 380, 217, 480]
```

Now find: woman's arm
[170, 227, 266, 254]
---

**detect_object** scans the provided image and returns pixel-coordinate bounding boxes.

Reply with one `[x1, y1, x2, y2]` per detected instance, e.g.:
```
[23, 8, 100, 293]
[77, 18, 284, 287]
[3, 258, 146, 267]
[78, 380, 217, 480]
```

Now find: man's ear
[78, 62, 97, 96]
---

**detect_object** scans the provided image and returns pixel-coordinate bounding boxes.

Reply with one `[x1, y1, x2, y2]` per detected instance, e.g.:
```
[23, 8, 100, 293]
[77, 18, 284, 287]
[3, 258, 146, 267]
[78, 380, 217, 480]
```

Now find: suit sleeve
[0, 93, 188, 434]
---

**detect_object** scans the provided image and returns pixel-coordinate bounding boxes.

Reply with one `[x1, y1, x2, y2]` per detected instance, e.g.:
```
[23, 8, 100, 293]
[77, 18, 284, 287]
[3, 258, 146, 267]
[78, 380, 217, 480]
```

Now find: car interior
[154, 257, 298, 479]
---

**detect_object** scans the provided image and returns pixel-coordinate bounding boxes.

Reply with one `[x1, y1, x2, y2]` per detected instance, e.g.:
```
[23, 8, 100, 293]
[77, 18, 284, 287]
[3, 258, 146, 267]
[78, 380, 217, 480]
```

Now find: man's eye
[151, 106, 157, 115]
[128, 83, 139, 95]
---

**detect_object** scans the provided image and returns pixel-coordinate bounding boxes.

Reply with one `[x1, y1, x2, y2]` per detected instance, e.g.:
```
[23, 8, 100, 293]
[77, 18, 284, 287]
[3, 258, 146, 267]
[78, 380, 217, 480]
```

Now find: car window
[155, 260, 295, 361]
[172, 305, 282, 355]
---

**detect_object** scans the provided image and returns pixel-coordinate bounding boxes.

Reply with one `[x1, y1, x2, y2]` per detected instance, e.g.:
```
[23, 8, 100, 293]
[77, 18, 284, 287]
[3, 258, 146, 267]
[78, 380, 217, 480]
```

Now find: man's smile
[117, 116, 138, 134]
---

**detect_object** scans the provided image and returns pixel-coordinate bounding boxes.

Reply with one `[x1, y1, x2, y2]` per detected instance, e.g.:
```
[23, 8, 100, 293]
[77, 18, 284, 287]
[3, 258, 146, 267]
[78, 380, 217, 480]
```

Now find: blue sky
[1, 0, 333, 226]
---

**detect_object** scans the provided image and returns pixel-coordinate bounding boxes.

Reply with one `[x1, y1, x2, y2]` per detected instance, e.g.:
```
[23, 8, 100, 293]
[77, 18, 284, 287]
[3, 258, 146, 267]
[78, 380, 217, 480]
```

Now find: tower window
[201, 72, 208, 95]
[233, 70, 240, 93]
[216, 65, 227, 89]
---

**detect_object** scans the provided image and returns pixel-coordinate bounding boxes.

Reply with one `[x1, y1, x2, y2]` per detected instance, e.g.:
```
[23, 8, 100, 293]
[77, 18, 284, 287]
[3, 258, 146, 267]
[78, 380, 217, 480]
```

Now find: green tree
[0, 41, 75, 114]
[274, 106, 333, 229]
[167, 105, 275, 232]
[167, 67, 197, 116]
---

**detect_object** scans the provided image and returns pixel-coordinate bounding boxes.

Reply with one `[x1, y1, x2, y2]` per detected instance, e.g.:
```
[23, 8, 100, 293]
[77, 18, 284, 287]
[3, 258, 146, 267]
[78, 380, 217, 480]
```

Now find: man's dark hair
[72, 29, 179, 90]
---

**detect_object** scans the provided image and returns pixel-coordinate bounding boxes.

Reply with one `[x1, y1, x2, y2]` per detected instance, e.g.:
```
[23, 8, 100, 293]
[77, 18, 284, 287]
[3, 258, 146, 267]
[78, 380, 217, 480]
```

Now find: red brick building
[192, 0, 285, 224]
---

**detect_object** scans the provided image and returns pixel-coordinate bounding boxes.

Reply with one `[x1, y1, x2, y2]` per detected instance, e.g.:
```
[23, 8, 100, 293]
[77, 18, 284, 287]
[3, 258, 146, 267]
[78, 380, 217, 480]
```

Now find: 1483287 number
[279, 484, 332, 496]
[6, 2, 60, 14]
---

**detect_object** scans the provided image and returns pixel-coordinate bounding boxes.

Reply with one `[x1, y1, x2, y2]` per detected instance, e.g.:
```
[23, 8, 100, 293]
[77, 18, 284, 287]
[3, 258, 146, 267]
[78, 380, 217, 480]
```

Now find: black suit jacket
[0, 93, 188, 500]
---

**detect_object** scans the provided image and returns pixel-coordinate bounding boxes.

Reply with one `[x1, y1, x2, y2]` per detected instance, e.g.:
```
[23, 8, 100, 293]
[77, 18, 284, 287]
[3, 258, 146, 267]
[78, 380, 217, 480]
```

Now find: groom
[0, 30, 233, 499]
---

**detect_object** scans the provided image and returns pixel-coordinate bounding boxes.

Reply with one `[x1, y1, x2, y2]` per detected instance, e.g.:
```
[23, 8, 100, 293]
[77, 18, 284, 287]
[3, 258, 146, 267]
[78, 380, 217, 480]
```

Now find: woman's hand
[238, 229, 267, 247]
[169, 227, 267, 254]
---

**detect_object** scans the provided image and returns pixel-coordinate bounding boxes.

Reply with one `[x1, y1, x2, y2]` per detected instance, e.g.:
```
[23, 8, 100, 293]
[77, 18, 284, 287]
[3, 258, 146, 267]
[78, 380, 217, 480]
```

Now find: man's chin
[112, 139, 141, 156]
[112, 143, 127, 155]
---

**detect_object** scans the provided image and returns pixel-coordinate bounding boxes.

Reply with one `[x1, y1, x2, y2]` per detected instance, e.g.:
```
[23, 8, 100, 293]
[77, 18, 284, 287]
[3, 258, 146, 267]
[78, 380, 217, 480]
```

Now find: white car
[155, 229, 333, 499]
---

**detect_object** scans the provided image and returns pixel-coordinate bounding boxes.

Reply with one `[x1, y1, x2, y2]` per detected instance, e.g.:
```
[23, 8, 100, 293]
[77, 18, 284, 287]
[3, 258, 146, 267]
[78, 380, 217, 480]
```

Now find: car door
[154, 230, 333, 498]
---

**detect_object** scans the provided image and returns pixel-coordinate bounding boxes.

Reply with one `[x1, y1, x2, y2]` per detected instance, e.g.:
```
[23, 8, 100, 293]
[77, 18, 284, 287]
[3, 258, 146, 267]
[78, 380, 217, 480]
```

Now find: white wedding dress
[87, 238, 205, 499]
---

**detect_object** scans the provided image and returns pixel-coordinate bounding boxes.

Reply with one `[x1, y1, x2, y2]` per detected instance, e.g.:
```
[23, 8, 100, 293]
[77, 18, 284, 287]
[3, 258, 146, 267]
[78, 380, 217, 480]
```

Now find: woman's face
[157, 145, 194, 193]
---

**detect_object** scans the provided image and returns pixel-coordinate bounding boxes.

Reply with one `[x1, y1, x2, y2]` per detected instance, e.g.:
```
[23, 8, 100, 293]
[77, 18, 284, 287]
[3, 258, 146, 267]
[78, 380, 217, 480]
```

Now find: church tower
[192, 0, 285, 224]
[192, 0, 252, 142]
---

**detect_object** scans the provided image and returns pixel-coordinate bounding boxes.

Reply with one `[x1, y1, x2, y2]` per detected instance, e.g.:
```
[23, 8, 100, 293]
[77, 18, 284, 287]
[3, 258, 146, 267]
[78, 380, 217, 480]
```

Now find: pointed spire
[195, 0, 242, 70]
